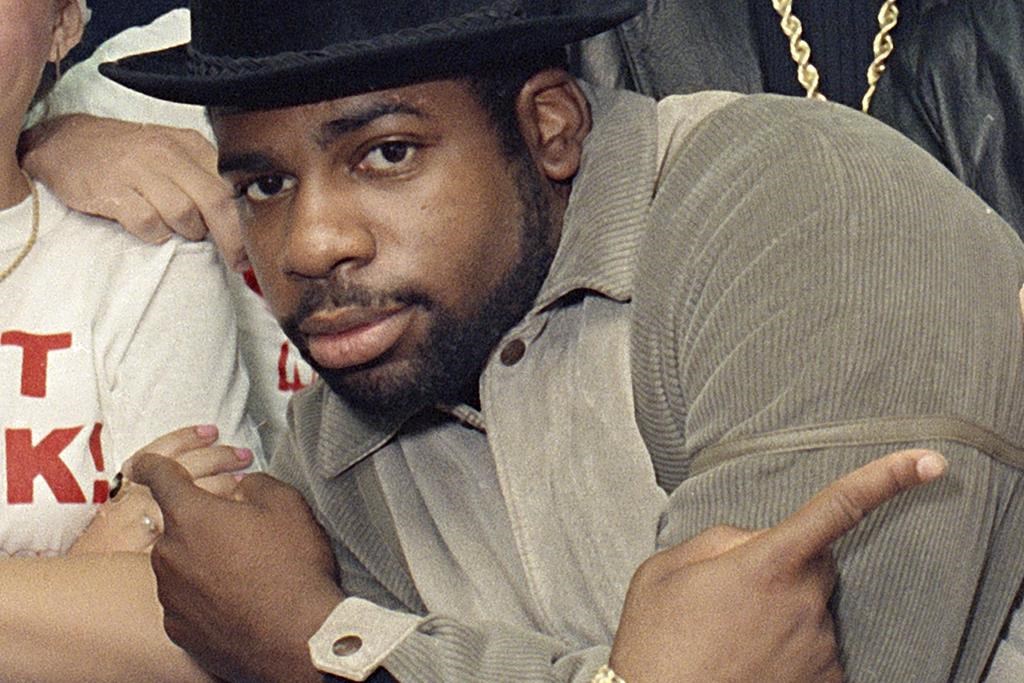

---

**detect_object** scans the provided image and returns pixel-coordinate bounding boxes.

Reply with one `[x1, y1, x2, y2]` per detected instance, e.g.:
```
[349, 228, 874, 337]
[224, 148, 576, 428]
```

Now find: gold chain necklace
[0, 171, 40, 284]
[771, 0, 899, 113]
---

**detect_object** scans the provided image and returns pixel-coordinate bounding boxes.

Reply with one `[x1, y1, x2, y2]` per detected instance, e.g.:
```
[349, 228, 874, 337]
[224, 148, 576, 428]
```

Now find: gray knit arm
[632, 95, 1024, 682]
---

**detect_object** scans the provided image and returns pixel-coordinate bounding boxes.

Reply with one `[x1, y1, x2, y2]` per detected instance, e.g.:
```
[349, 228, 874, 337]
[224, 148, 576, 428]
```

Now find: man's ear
[514, 69, 591, 183]
[49, 0, 85, 65]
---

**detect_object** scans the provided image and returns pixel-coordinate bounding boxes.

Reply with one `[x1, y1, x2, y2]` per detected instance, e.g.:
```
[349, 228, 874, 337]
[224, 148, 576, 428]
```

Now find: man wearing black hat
[72, 1, 1024, 682]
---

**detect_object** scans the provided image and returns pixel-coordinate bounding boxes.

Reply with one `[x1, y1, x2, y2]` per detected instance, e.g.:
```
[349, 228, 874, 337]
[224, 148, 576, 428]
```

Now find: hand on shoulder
[20, 114, 248, 270]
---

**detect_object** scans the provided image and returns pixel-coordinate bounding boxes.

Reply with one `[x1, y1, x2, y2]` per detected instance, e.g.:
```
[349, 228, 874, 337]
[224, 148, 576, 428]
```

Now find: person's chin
[319, 357, 430, 415]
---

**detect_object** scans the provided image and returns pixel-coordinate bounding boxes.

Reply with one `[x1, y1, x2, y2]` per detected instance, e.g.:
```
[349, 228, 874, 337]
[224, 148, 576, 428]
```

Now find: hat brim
[100, 7, 640, 109]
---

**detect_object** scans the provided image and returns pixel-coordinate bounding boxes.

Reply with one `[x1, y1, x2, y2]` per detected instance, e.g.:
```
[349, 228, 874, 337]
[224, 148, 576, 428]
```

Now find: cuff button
[332, 635, 363, 657]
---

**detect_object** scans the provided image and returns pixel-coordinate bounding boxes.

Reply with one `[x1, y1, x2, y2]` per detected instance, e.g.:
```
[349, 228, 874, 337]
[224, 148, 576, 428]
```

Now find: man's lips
[300, 305, 414, 370]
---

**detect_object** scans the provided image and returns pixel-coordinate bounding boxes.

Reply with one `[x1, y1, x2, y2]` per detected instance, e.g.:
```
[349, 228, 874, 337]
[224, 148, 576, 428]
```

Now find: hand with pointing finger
[124, 451, 341, 683]
[125, 446, 944, 683]
[609, 448, 947, 682]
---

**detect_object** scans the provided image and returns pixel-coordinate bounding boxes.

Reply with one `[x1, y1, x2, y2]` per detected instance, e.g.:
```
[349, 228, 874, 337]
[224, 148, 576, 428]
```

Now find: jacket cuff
[308, 597, 423, 681]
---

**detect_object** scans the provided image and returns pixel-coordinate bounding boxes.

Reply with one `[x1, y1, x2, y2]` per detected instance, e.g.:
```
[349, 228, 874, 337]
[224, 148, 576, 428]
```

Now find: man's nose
[281, 183, 375, 279]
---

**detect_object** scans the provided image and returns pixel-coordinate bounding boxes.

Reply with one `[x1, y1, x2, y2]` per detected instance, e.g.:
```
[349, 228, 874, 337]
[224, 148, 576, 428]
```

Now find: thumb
[123, 451, 200, 511]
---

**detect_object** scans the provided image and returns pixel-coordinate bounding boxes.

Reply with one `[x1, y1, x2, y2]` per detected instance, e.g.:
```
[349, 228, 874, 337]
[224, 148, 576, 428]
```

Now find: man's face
[213, 79, 557, 413]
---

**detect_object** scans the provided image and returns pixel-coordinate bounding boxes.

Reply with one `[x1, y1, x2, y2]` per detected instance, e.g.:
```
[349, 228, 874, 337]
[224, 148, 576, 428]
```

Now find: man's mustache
[283, 280, 433, 333]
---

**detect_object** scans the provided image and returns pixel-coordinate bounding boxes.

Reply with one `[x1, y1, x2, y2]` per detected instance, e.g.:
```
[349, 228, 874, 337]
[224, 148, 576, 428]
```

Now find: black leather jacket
[569, 0, 1019, 234]
[568, 0, 765, 97]
[872, 0, 1024, 238]
[570, 1, 945, 107]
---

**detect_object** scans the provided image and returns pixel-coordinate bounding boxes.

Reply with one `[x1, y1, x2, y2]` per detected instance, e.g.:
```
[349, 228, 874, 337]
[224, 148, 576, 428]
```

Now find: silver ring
[141, 514, 158, 534]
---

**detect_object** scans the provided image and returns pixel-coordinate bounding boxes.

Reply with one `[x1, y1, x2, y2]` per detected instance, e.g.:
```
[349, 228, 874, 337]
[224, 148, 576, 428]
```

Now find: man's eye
[360, 142, 417, 173]
[241, 175, 296, 202]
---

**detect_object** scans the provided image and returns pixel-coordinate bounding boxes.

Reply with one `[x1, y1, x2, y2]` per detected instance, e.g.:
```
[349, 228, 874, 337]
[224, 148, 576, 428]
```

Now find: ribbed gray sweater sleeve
[632, 94, 1024, 682]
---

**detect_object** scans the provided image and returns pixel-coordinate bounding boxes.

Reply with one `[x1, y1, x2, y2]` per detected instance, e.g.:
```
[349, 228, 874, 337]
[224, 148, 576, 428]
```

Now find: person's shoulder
[654, 90, 746, 170]
[655, 92, 815, 151]
[656, 90, 745, 122]
[684, 92, 924, 158]
[88, 8, 191, 63]
[38, 182, 222, 279]
[654, 92, 911, 179]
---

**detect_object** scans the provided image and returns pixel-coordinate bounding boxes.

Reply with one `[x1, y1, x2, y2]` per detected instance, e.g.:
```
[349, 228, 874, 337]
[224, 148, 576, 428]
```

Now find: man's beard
[281, 156, 557, 416]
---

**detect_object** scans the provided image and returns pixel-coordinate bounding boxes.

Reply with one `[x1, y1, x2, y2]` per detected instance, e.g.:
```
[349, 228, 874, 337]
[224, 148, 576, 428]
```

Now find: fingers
[78, 187, 174, 244]
[762, 449, 947, 565]
[131, 167, 211, 242]
[23, 114, 247, 269]
[123, 451, 207, 512]
[162, 133, 247, 269]
[107, 140, 233, 236]
[133, 425, 220, 459]
[70, 478, 164, 554]
[173, 445, 254, 480]
[120, 427, 255, 511]
[116, 126, 245, 266]
[195, 473, 245, 498]
[206, 204, 248, 272]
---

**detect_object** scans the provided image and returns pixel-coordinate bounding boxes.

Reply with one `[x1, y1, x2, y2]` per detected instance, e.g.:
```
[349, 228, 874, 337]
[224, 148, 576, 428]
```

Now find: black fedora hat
[100, 0, 644, 110]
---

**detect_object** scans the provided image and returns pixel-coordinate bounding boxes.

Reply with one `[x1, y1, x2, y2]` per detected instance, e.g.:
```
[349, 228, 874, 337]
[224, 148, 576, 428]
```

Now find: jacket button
[332, 635, 363, 657]
[500, 339, 526, 366]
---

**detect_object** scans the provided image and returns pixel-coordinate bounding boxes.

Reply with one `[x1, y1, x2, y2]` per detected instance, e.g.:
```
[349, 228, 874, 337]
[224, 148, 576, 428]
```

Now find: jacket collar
[312, 384, 413, 480]
[313, 84, 659, 479]
[533, 84, 658, 312]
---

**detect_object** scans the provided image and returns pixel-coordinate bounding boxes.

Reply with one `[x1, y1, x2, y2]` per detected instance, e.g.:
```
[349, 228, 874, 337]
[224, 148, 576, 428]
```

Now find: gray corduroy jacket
[272, 86, 1024, 682]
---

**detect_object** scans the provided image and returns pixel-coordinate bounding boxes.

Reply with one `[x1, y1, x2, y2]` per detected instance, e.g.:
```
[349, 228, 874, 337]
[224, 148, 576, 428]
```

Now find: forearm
[0, 552, 214, 682]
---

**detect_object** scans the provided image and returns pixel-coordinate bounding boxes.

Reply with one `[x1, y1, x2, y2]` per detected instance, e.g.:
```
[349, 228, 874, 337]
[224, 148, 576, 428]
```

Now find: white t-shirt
[0, 182, 260, 556]
[43, 8, 316, 459]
